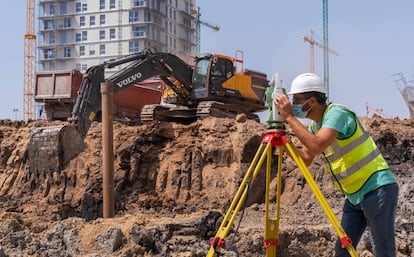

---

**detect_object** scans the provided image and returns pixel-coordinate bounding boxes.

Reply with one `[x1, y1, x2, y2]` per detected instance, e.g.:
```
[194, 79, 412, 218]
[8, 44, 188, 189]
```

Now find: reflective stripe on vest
[311, 104, 389, 194]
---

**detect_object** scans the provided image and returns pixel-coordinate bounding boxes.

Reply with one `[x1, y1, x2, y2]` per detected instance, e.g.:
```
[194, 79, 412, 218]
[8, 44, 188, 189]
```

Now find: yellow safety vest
[310, 104, 389, 194]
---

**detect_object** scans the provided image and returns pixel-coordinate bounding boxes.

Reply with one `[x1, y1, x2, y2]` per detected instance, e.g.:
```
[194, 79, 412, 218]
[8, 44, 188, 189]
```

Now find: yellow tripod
[206, 127, 358, 257]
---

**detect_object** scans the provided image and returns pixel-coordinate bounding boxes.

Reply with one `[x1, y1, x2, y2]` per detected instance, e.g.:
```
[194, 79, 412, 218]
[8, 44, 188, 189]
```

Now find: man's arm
[275, 95, 338, 165]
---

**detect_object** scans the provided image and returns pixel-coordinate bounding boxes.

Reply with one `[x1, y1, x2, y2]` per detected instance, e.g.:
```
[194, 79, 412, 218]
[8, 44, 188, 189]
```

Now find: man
[274, 73, 399, 257]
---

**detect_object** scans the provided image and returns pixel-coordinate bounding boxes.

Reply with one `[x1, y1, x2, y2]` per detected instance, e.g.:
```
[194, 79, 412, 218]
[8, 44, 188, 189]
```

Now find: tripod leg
[284, 142, 358, 257]
[264, 146, 283, 257]
[207, 142, 273, 257]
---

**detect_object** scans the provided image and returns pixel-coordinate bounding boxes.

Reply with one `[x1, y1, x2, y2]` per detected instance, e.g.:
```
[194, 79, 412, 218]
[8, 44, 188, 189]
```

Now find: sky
[1, 1, 413, 120]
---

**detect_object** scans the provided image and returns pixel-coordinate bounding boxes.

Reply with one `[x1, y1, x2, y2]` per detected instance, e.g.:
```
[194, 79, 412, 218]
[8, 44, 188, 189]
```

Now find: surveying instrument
[206, 74, 358, 257]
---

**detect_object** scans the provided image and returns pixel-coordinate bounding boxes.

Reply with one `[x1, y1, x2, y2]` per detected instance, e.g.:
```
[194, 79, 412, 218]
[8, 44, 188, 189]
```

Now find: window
[60, 32, 67, 44]
[59, 2, 67, 15]
[129, 10, 139, 23]
[89, 45, 96, 56]
[64, 47, 71, 58]
[110, 0, 116, 9]
[64, 18, 71, 28]
[44, 20, 54, 30]
[185, 2, 190, 13]
[129, 40, 139, 53]
[132, 0, 145, 7]
[49, 32, 55, 44]
[100, 44, 106, 55]
[76, 31, 88, 42]
[90, 16, 95, 26]
[75, 32, 81, 42]
[156, 0, 160, 11]
[100, 14, 106, 25]
[210, 58, 234, 82]
[183, 17, 191, 27]
[49, 3, 56, 15]
[100, 30, 106, 40]
[76, 2, 81, 12]
[100, 0, 105, 10]
[43, 49, 55, 59]
[132, 26, 145, 37]
[82, 31, 87, 41]
[79, 46, 85, 56]
[110, 28, 116, 39]
[77, 2, 87, 12]
[80, 16, 85, 26]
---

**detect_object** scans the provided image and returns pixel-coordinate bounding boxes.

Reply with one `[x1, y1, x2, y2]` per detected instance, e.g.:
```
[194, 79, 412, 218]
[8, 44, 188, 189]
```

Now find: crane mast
[24, 0, 36, 121]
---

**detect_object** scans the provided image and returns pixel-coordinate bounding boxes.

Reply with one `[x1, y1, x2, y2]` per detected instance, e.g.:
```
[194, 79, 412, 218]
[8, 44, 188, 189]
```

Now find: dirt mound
[0, 116, 412, 256]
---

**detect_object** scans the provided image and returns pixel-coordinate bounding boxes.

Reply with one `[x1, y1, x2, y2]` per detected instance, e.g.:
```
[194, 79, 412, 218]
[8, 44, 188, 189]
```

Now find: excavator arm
[71, 48, 194, 137]
[28, 48, 194, 173]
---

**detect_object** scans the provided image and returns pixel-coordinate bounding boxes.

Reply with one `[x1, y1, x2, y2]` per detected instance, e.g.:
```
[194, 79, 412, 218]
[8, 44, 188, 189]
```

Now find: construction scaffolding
[391, 73, 414, 118]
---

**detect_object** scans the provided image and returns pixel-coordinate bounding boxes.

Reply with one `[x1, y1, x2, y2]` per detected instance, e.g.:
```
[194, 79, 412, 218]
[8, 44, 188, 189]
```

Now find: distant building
[37, 0, 197, 73]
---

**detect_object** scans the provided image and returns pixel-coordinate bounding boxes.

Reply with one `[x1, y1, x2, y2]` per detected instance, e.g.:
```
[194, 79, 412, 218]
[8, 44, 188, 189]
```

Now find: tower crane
[24, 0, 36, 121]
[191, 7, 220, 56]
[302, 29, 338, 74]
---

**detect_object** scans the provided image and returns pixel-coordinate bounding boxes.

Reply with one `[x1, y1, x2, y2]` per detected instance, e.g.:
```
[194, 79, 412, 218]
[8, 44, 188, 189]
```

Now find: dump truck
[34, 69, 162, 123]
[28, 48, 269, 173]
[35, 69, 83, 121]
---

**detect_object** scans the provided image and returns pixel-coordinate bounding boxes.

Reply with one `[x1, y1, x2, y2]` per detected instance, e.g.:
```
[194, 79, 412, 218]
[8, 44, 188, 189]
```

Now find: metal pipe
[101, 82, 114, 218]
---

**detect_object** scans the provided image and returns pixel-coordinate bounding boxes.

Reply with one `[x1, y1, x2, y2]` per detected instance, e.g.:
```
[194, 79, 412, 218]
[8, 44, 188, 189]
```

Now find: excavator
[27, 48, 269, 173]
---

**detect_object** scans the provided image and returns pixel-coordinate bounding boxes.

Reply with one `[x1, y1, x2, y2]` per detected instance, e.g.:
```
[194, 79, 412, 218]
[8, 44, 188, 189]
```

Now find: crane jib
[116, 72, 142, 88]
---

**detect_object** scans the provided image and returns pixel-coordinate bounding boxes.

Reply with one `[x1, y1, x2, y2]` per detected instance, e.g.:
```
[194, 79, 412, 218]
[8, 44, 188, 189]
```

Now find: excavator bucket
[27, 125, 85, 173]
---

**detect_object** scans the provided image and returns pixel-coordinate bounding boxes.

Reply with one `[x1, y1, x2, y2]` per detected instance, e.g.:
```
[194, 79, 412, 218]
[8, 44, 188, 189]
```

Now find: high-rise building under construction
[37, 0, 197, 73]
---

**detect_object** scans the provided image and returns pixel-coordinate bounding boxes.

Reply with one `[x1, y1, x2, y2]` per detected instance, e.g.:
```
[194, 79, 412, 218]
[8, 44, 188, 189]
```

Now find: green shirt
[309, 105, 396, 205]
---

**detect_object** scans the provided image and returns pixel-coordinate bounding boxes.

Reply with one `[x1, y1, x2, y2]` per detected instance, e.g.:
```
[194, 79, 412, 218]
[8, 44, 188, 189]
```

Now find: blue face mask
[292, 100, 311, 118]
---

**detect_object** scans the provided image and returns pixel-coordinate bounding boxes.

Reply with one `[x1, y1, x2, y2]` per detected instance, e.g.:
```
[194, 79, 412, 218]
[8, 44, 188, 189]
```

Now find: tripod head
[265, 73, 287, 131]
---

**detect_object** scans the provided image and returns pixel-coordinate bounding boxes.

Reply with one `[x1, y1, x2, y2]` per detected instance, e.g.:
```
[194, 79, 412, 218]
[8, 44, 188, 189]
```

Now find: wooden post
[101, 82, 114, 218]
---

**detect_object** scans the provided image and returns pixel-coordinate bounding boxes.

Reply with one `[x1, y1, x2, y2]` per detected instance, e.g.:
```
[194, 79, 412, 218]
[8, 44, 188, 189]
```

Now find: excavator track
[140, 104, 197, 124]
[196, 101, 260, 121]
[141, 101, 260, 123]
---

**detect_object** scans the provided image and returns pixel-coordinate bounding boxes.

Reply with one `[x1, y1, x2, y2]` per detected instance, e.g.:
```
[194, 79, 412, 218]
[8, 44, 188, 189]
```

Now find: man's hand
[274, 94, 294, 121]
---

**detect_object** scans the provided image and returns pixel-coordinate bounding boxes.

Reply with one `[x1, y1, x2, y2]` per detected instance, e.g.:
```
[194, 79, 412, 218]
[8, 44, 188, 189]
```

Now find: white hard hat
[288, 73, 326, 95]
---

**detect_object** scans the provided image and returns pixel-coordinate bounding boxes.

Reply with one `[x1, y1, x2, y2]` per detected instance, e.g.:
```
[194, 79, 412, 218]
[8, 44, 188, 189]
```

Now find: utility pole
[302, 29, 338, 73]
[191, 7, 220, 56]
[323, 0, 330, 100]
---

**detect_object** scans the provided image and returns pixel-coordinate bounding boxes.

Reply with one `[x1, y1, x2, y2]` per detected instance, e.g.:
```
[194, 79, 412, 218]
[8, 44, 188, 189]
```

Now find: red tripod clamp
[210, 237, 226, 250]
[340, 236, 353, 248]
[261, 130, 289, 147]
[263, 239, 279, 248]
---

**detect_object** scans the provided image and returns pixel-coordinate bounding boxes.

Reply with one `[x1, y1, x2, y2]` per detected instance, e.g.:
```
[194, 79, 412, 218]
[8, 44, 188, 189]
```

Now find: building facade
[37, 0, 197, 73]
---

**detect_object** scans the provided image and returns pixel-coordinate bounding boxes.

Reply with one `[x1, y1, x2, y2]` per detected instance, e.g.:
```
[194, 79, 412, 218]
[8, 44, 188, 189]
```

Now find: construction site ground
[0, 116, 412, 256]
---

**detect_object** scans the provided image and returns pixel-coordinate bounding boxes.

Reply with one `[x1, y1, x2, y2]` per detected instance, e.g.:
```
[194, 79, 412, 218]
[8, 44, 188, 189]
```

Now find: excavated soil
[0, 116, 412, 257]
